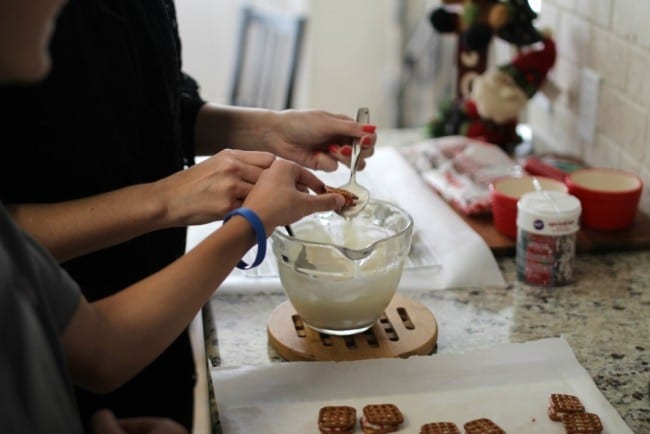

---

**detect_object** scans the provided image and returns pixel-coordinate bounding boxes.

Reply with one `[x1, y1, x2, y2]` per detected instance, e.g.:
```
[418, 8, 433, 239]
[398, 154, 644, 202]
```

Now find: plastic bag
[399, 136, 520, 215]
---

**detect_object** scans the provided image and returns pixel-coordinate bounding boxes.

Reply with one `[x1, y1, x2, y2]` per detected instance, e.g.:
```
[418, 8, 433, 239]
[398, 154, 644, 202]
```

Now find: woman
[0, 0, 376, 430]
[0, 0, 347, 432]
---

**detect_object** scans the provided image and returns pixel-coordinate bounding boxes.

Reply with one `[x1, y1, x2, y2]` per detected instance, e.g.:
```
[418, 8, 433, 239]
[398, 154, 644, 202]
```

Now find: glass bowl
[271, 200, 414, 336]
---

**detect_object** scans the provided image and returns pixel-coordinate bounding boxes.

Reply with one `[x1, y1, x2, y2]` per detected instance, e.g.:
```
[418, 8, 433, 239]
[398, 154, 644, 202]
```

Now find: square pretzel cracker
[548, 393, 585, 421]
[562, 412, 603, 434]
[360, 403, 404, 434]
[419, 421, 460, 434]
[318, 405, 356, 434]
[463, 418, 505, 434]
[324, 186, 358, 207]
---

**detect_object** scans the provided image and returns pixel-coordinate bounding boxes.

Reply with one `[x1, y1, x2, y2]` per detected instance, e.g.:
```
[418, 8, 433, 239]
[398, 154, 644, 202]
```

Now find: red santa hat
[499, 36, 556, 98]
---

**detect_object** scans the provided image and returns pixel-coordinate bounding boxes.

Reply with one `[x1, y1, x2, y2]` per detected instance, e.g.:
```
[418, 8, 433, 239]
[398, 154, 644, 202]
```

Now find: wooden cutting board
[454, 208, 650, 257]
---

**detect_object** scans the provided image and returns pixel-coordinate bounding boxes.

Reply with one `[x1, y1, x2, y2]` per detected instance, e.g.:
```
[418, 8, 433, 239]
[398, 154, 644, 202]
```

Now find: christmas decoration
[429, 0, 543, 99]
[430, 0, 542, 52]
[430, 36, 556, 153]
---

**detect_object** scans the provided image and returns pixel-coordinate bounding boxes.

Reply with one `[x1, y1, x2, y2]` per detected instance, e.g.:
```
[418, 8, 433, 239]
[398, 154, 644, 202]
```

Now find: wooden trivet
[267, 294, 438, 361]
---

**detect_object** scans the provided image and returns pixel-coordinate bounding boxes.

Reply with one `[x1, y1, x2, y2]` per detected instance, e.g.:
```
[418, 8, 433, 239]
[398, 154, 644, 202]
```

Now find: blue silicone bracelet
[223, 208, 267, 270]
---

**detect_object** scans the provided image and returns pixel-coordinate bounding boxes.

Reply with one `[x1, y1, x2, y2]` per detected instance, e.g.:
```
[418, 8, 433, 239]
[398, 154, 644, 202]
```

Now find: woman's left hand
[262, 109, 377, 172]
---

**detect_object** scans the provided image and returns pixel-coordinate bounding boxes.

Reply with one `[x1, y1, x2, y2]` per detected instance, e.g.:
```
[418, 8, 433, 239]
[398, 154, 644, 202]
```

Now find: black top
[0, 0, 206, 430]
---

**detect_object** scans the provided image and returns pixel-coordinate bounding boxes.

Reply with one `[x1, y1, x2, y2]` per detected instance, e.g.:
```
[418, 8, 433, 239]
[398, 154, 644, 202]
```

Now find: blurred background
[177, 0, 649, 214]
[177, 0, 449, 128]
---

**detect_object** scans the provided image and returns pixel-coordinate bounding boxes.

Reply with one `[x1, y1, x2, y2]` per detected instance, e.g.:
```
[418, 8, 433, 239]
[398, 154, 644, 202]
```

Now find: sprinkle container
[516, 191, 582, 287]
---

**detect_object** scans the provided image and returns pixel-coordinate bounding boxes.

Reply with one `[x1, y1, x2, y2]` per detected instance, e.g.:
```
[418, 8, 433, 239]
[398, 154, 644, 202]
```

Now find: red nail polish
[327, 145, 339, 154]
[362, 124, 376, 133]
[340, 146, 352, 157]
[360, 136, 372, 146]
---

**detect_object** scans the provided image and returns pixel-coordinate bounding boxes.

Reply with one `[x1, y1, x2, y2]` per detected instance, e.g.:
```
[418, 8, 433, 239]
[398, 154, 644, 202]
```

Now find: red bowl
[489, 175, 568, 238]
[565, 168, 643, 231]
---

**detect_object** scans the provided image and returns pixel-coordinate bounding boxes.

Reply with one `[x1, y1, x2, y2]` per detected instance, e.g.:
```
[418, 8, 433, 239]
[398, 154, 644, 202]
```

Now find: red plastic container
[522, 156, 568, 181]
[489, 175, 568, 238]
[565, 168, 643, 231]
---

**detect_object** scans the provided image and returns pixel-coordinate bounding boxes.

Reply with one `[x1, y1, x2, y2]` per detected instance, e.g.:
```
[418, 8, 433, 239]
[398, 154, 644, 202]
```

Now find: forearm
[7, 182, 171, 263]
[63, 215, 255, 392]
[194, 103, 278, 155]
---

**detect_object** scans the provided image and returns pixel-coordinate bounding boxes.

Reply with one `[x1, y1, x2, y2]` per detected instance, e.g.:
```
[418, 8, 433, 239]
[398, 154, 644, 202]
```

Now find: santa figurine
[431, 36, 556, 154]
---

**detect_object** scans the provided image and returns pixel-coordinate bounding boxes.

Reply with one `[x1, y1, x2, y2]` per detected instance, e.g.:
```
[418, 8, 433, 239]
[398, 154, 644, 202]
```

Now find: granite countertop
[202, 250, 650, 433]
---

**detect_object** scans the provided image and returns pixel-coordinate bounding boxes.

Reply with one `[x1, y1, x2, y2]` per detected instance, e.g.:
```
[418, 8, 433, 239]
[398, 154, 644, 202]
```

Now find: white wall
[175, 0, 240, 103]
[176, 0, 399, 126]
[297, 0, 397, 126]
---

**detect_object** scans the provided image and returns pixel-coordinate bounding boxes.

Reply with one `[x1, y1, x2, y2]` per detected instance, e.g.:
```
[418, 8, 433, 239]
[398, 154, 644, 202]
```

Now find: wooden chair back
[230, 6, 307, 110]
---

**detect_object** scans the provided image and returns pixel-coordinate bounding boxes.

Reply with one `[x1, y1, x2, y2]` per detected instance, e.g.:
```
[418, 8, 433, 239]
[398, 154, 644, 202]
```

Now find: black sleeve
[180, 72, 206, 166]
[165, 0, 206, 166]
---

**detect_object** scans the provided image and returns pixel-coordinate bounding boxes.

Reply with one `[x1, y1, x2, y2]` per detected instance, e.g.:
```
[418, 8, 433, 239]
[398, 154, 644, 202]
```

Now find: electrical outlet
[578, 68, 601, 145]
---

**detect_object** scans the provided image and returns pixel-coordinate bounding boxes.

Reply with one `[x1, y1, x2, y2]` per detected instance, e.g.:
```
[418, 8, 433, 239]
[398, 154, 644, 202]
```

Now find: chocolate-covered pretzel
[562, 412, 603, 434]
[463, 418, 505, 434]
[360, 403, 404, 434]
[548, 393, 585, 421]
[318, 405, 356, 434]
[420, 421, 461, 434]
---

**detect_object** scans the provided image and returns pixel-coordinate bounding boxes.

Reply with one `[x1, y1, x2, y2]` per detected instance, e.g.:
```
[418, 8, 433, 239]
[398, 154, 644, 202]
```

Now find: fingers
[324, 131, 377, 150]
[91, 410, 124, 434]
[290, 164, 346, 210]
[241, 158, 349, 233]
[262, 109, 376, 173]
[309, 192, 346, 213]
[309, 151, 339, 172]
[293, 165, 325, 193]
[325, 141, 375, 171]
[162, 149, 272, 225]
[118, 418, 188, 434]
[316, 111, 377, 150]
[199, 149, 271, 198]
[90, 408, 188, 434]
[210, 149, 275, 184]
[227, 149, 276, 168]
[316, 114, 376, 171]
[335, 116, 377, 148]
[327, 111, 354, 122]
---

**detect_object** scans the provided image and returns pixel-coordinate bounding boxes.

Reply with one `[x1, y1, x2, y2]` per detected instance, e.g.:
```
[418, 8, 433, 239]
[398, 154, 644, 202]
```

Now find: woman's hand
[155, 149, 275, 226]
[91, 409, 188, 434]
[242, 159, 345, 234]
[262, 109, 377, 172]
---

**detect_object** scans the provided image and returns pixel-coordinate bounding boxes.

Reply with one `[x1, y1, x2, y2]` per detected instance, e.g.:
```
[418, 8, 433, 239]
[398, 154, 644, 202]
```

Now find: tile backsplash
[527, 0, 650, 213]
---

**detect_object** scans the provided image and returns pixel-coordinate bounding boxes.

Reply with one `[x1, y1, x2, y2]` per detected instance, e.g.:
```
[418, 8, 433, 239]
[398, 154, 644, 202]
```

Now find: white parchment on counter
[210, 338, 632, 434]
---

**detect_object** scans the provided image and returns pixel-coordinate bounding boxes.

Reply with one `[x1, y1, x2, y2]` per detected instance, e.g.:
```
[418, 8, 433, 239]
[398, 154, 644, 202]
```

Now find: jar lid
[517, 191, 582, 235]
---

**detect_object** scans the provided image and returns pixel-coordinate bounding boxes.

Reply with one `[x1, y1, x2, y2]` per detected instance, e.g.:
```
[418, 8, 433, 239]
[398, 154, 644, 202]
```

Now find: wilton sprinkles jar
[516, 191, 582, 287]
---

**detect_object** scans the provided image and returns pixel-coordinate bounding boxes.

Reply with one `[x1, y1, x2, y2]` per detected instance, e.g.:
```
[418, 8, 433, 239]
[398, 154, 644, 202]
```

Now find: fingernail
[360, 136, 372, 146]
[340, 146, 352, 157]
[327, 145, 339, 154]
[362, 124, 376, 133]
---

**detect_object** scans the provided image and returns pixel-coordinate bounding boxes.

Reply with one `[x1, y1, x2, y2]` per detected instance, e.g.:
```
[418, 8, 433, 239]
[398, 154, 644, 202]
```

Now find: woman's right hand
[242, 159, 345, 235]
[156, 149, 276, 226]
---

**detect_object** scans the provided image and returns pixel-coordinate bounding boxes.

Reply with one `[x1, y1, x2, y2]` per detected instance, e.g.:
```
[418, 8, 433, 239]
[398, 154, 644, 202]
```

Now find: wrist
[223, 208, 267, 269]
[148, 179, 183, 229]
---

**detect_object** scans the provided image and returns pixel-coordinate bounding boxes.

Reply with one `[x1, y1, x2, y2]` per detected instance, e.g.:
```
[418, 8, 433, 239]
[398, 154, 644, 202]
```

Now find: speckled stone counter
[202, 250, 650, 433]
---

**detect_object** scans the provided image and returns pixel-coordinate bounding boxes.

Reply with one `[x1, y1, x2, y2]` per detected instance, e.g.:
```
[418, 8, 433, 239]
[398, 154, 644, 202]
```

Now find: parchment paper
[210, 338, 632, 434]
[187, 147, 505, 292]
